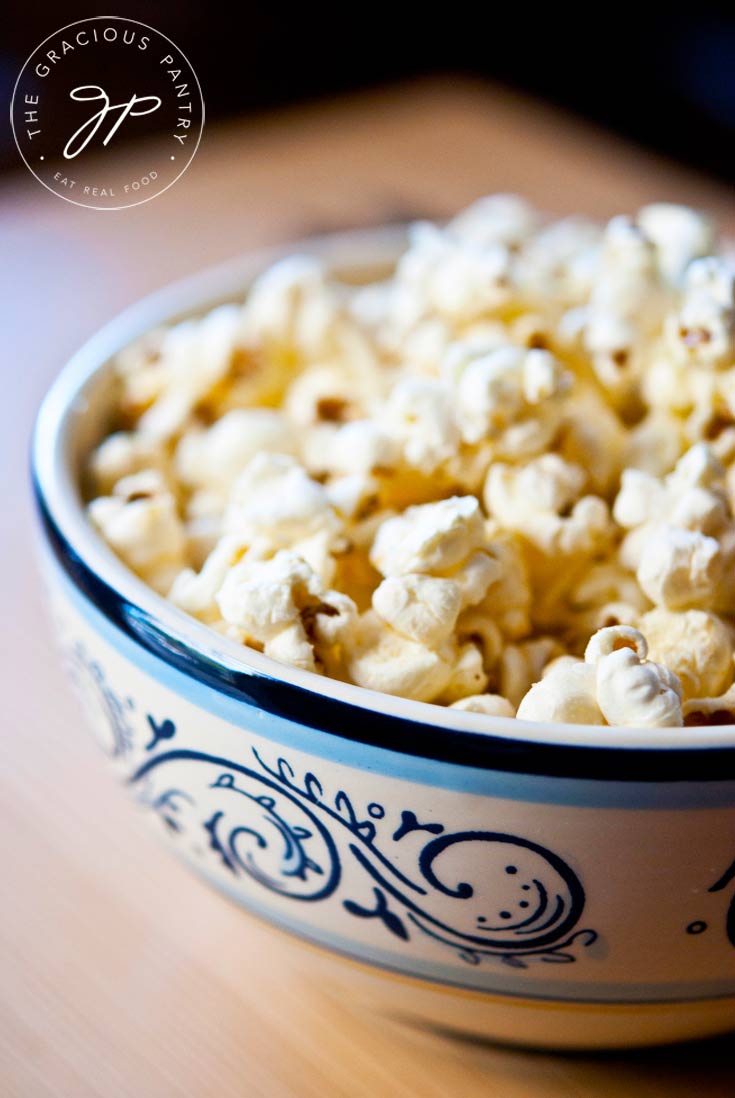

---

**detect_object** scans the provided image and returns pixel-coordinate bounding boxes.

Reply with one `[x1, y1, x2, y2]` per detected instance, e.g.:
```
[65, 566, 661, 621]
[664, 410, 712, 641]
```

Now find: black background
[3, 2, 735, 184]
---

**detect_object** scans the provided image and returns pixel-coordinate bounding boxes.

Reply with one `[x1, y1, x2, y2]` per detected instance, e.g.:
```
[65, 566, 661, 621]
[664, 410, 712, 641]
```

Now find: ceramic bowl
[31, 228, 735, 1050]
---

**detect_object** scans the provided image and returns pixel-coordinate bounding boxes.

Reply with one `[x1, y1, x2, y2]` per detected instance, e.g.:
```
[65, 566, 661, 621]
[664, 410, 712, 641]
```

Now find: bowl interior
[32, 225, 735, 753]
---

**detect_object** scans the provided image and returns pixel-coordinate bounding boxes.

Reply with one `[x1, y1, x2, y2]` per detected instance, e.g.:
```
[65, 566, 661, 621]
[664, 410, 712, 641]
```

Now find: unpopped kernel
[86, 196, 735, 728]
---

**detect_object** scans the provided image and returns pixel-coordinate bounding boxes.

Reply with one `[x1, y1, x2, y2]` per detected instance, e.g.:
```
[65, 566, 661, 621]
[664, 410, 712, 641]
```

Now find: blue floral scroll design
[251, 749, 427, 897]
[345, 838, 596, 968]
[66, 640, 134, 758]
[344, 887, 410, 941]
[131, 750, 340, 902]
[254, 751, 598, 968]
[203, 772, 331, 896]
[130, 745, 597, 970]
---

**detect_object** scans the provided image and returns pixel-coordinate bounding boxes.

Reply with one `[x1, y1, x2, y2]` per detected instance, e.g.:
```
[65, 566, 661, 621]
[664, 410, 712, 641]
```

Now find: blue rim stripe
[52, 551, 735, 806]
[34, 480, 735, 782]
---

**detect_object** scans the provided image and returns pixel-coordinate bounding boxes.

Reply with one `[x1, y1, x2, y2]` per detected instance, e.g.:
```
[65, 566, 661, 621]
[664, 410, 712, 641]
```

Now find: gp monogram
[10, 17, 204, 209]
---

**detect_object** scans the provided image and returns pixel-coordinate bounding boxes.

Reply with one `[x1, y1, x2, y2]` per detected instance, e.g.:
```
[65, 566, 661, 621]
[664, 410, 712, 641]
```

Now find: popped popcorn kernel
[86, 195, 735, 730]
[88, 470, 186, 594]
[89, 431, 171, 496]
[636, 203, 715, 286]
[436, 642, 488, 704]
[639, 607, 734, 700]
[174, 409, 296, 499]
[584, 626, 683, 728]
[343, 610, 454, 702]
[668, 258, 735, 370]
[636, 526, 723, 611]
[516, 660, 604, 725]
[369, 496, 486, 578]
[372, 574, 462, 647]
[449, 693, 516, 718]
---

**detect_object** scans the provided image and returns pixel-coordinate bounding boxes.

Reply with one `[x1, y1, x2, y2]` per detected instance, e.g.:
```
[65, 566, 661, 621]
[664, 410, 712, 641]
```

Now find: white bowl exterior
[43, 547, 735, 1038]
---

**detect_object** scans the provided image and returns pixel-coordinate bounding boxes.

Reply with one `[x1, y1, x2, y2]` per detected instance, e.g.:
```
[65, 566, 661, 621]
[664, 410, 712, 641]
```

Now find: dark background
[3, 3, 735, 184]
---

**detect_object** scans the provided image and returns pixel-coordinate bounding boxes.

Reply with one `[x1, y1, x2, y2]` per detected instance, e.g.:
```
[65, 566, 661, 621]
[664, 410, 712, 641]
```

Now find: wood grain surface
[2, 79, 734, 1097]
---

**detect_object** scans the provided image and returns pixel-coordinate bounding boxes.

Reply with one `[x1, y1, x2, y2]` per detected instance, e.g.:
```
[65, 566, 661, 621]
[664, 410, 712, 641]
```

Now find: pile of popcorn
[86, 196, 735, 728]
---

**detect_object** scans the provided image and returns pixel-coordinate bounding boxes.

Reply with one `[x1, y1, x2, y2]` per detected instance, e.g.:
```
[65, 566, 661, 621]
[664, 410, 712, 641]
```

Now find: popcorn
[370, 496, 486, 578]
[557, 385, 628, 494]
[455, 608, 503, 667]
[88, 471, 186, 594]
[89, 431, 171, 496]
[584, 626, 683, 728]
[170, 535, 248, 621]
[484, 454, 613, 558]
[224, 452, 344, 581]
[312, 420, 401, 478]
[436, 642, 488, 704]
[636, 203, 715, 286]
[300, 588, 360, 682]
[216, 549, 356, 673]
[383, 377, 460, 473]
[560, 560, 649, 648]
[388, 221, 512, 332]
[473, 533, 532, 639]
[639, 608, 733, 700]
[216, 550, 322, 640]
[583, 623, 648, 664]
[450, 347, 523, 444]
[516, 660, 604, 725]
[372, 574, 461, 647]
[344, 610, 454, 702]
[324, 473, 381, 520]
[284, 361, 384, 429]
[136, 305, 245, 439]
[447, 344, 571, 455]
[446, 550, 501, 609]
[614, 444, 730, 576]
[174, 409, 296, 499]
[86, 195, 735, 729]
[499, 637, 566, 708]
[515, 217, 602, 305]
[583, 216, 663, 398]
[449, 693, 516, 718]
[262, 622, 316, 671]
[683, 687, 735, 726]
[625, 412, 685, 477]
[667, 258, 735, 369]
[516, 625, 683, 727]
[636, 526, 723, 610]
[239, 255, 365, 364]
[390, 317, 454, 375]
[447, 194, 540, 249]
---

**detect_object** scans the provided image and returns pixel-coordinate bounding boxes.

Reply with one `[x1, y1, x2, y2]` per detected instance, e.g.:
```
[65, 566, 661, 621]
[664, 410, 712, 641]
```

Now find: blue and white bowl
[32, 229, 735, 1050]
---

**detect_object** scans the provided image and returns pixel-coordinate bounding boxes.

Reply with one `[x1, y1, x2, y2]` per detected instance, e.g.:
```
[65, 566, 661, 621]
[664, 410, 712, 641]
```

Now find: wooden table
[2, 79, 734, 1097]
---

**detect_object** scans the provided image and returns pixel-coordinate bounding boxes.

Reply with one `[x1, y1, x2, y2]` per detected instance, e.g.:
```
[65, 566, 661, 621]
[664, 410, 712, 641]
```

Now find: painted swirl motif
[66, 641, 134, 758]
[708, 857, 735, 948]
[416, 831, 585, 951]
[133, 751, 340, 902]
[130, 739, 597, 969]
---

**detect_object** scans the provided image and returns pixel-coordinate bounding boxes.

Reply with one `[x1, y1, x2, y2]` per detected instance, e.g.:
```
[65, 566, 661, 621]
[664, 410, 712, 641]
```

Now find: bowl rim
[31, 224, 735, 776]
